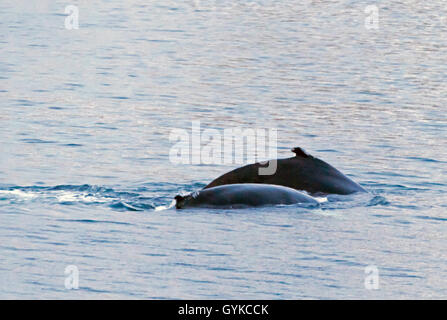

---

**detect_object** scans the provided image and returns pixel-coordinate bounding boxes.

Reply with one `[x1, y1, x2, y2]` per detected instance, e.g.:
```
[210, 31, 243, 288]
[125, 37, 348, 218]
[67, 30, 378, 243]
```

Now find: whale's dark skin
[204, 147, 366, 196]
[175, 183, 319, 209]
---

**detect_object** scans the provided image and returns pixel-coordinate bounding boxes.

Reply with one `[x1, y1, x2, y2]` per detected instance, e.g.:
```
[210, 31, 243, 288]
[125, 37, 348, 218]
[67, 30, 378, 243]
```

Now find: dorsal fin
[292, 147, 311, 158]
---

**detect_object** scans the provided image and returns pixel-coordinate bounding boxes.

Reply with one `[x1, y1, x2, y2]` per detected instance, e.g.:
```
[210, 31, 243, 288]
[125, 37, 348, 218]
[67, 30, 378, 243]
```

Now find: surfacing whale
[204, 147, 366, 196]
[175, 183, 318, 209]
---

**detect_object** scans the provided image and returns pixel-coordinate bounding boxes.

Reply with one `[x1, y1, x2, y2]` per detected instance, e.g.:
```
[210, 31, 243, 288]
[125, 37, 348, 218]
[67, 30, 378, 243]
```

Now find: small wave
[0, 184, 160, 212]
[319, 192, 387, 211]
[415, 215, 447, 222]
[109, 201, 155, 211]
[366, 195, 390, 207]
[56, 218, 133, 226]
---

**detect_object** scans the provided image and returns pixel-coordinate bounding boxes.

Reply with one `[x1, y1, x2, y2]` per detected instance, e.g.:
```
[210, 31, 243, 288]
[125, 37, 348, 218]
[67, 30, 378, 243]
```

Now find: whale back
[175, 183, 318, 209]
[204, 147, 365, 196]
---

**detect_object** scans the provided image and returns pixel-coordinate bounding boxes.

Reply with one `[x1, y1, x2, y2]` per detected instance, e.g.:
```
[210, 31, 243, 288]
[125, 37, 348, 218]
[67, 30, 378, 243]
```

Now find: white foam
[154, 200, 176, 211]
[56, 191, 110, 203]
[314, 196, 328, 203]
[0, 189, 37, 199]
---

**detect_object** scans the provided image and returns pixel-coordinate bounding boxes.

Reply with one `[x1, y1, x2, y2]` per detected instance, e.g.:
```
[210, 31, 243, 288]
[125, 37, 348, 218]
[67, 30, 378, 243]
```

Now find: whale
[175, 183, 319, 209]
[204, 147, 366, 196]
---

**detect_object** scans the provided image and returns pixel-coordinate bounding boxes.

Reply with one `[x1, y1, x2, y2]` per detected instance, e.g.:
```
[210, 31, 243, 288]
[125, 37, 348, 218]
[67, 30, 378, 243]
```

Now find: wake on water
[0, 184, 386, 212]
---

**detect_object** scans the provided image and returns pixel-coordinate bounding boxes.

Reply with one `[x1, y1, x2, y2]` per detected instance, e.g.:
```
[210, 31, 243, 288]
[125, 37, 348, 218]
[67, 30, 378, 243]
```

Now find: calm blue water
[1, 0, 446, 299]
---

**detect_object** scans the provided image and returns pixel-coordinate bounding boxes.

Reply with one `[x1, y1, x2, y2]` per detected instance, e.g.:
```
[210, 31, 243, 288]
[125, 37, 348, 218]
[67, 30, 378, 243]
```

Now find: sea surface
[0, 0, 446, 299]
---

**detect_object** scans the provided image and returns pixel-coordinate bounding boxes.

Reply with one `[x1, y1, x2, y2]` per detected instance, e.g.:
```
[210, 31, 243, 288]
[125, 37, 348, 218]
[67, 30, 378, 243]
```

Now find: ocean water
[1, 0, 446, 299]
